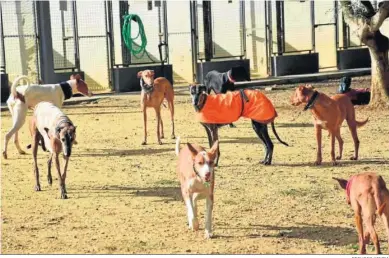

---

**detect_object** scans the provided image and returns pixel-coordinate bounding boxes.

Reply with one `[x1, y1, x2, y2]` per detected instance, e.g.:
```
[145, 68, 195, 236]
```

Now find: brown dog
[175, 136, 219, 239]
[333, 172, 388, 254]
[137, 70, 175, 145]
[291, 85, 368, 165]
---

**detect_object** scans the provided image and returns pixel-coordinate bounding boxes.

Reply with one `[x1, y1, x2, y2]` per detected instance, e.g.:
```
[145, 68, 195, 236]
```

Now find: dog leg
[205, 194, 214, 239]
[32, 130, 41, 191]
[3, 101, 27, 159]
[365, 214, 381, 254]
[159, 114, 164, 139]
[185, 197, 197, 231]
[251, 121, 268, 164]
[47, 153, 53, 185]
[334, 129, 344, 160]
[348, 122, 360, 161]
[355, 210, 366, 254]
[142, 108, 147, 145]
[154, 107, 162, 145]
[330, 132, 337, 166]
[314, 124, 322, 165]
[192, 194, 200, 231]
[168, 100, 175, 139]
[54, 153, 67, 199]
[14, 131, 26, 155]
[209, 125, 220, 166]
[380, 210, 389, 249]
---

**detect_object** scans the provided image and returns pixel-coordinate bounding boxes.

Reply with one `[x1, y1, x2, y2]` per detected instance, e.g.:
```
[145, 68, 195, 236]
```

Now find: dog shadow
[75, 147, 173, 157]
[71, 185, 181, 202]
[228, 223, 356, 247]
[275, 158, 388, 168]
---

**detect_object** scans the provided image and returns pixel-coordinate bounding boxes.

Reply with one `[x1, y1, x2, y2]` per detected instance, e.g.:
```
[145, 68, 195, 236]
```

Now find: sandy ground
[1, 78, 389, 254]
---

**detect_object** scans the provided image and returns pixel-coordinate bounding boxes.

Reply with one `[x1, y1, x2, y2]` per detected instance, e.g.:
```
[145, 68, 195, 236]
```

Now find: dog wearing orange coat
[189, 84, 288, 166]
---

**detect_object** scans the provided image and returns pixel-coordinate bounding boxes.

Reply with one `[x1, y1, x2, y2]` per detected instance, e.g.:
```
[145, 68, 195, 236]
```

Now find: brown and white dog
[137, 70, 175, 145]
[291, 85, 368, 166]
[175, 136, 219, 239]
[3, 74, 90, 159]
[333, 172, 389, 254]
[28, 101, 77, 199]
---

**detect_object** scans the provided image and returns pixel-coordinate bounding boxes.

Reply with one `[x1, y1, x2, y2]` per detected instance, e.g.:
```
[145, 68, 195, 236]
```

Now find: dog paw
[18, 150, 26, 155]
[160, 135, 165, 139]
[35, 185, 41, 191]
[350, 156, 358, 160]
[332, 161, 338, 166]
[314, 160, 322, 166]
[2, 151, 7, 160]
[336, 156, 342, 160]
[158, 141, 163, 145]
[204, 230, 213, 239]
[171, 135, 176, 139]
[141, 141, 147, 145]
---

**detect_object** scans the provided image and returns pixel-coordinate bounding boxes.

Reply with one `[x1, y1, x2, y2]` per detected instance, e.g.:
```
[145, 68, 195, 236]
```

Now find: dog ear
[186, 143, 198, 158]
[44, 128, 51, 139]
[75, 74, 81, 81]
[70, 74, 75, 80]
[137, 71, 143, 78]
[332, 177, 348, 190]
[208, 140, 219, 161]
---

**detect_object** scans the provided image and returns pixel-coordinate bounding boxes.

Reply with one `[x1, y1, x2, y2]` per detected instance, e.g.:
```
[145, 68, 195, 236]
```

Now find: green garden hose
[122, 14, 148, 59]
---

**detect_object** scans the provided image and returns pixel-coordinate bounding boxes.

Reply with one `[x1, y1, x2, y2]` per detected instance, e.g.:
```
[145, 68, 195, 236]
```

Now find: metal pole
[311, 0, 315, 52]
[334, 0, 339, 49]
[61, 10, 67, 69]
[104, 0, 112, 88]
[119, 0, 130, 65]
[32, 1, 40, 82]
[190, 0, 198, 82]
[275, 0, 283, 55]
[240, 0, 246, 59]
[202, 0, 213, 61]
[72, 1, 80, 71]
[267, 0, 273, 74]
[163, 0, 169, 64]
[264, 0, 269, 75]
[106, 0, 114, 90]
[0, 2, 7, 74]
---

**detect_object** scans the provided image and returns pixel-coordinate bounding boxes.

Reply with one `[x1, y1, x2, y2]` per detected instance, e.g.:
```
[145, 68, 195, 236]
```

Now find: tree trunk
[369, 46, 389, 107]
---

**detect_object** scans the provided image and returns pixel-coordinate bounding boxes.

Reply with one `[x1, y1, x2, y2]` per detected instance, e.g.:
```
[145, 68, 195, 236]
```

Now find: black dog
[189, 84, 288, 166]
[338, 76, 371, 105]
[203, 66, 250, 128]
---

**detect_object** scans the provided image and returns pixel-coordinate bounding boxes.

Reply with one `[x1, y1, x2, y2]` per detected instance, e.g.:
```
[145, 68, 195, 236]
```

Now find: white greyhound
[3, 74, 91, 159]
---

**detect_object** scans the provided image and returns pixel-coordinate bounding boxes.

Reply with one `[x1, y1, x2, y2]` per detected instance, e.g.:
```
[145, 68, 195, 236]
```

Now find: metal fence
[0, 0, 40, 83]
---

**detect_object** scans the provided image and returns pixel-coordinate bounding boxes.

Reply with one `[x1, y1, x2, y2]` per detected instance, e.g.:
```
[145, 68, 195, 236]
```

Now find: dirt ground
[1, 77, 389, 254]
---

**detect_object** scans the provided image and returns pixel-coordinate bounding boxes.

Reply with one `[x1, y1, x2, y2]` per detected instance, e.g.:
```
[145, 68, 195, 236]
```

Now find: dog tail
[175, 136, 181, 156]
[11, 75, 30, 98]
[271, 122, 289, 147]
[356, 118, 369, 128]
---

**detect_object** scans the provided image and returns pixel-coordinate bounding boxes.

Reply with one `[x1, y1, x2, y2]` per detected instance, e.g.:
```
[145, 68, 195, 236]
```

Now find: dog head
[187, 140, 219, 183]
[137, 70, 155, 86]
[44, 123, 77, 157]
[229, 66, 250, 82]
[290, 84, 315, 106]
[338, 76, 352, 94]
[332, 177, 348, 190]
[189, 84, 208, 112]
[70, 74, 92, 97]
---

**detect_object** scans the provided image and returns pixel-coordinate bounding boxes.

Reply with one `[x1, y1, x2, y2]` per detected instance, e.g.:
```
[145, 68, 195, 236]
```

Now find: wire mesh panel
[0, 3, 5, 74]
[1, 0, 39, 83]
[211, 1, 243, 58]
[76, 0, 110, 91]
[49, 0, 76, 71]
[282, 0, 312, 53]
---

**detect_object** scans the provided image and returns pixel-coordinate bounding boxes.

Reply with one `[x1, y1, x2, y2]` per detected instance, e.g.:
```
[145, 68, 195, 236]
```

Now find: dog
[3, 74, 90, 159]
[137, 69, 175, 145]
[189, 84, 288, 166]
[338, 77, 371, 106]
[291, 85, 368, 166]
[204, 66, 250, 128]
[333, 172, 388, 254]
[175, 136, 219, 239]
[28, 101, 77, 199]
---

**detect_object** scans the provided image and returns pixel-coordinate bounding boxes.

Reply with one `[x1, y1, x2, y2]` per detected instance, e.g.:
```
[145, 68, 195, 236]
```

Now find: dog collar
[140, 78, 154, 93]
[303, 91, 319, 111]
[60, 82, 73, 100]
[227, 70, 236, 83]
[192, 163, 202, 179]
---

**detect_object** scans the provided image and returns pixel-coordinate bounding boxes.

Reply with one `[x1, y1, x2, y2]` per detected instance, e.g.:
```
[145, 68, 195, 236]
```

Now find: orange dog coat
[196, 89, 277, 124]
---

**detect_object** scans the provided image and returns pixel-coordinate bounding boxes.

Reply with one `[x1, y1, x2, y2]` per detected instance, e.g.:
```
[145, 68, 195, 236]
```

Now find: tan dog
[333, 172, 388, 254]
[137, 70, 175, 145]
[175, 136, 219, 239]
[291, 85, 368, 165]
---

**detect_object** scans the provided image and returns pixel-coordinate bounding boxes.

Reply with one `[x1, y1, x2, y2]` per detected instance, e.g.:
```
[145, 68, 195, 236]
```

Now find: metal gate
[0, 0, 40, 83]
[75, 0, 111, 92]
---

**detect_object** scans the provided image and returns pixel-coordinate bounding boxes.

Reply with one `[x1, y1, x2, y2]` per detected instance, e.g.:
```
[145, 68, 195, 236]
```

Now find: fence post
[119, 0, 130, 65]
[35, 1, 56, 83]
[275, 0, 284, 55]
[239, 0, 246, 59]
[190, 0, 198, 82]
[310, 0, 315, 52]
[202, 0, 213, 61]
[0, 2, 6, 73]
